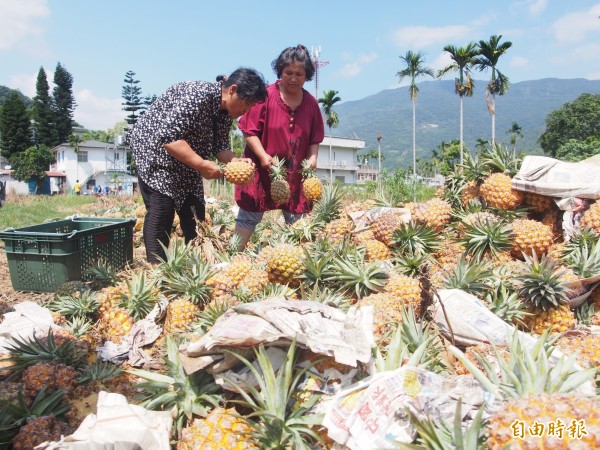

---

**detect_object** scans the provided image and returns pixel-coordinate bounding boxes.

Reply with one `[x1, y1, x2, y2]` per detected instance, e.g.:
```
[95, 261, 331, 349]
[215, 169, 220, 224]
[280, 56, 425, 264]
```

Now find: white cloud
[528, 0, 547, 16]
[74, 89, 125, 131]
[337, 52, 378, 79]
[391, 25, 471, 50]
[552, 4, 600, 43]
[0, 0, 49, 50]
[9, 72, 38, 97]
[508, 55, 529, 68]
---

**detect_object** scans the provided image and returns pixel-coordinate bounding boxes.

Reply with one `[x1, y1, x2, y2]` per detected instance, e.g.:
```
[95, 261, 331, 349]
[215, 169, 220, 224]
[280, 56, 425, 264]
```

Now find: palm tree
[397, 51, 434, 201]
[318, 90, 341, 181]
[507, 121, 523, 156]
[437, 42, 479, 165]
[474, 35, 512, 145]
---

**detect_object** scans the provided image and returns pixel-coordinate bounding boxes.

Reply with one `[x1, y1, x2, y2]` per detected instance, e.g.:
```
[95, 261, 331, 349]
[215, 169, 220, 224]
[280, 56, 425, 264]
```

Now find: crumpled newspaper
[180, 298, 374, 375]
[36, 391, 173, 450]
[323, 366, 488, 449]
[0, 301, 54, 351]
[96, 299, 167, 366]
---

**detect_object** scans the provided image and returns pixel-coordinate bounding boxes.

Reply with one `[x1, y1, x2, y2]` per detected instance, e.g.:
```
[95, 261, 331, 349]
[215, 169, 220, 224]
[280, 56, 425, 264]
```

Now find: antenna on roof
[311, 45, 329, 99]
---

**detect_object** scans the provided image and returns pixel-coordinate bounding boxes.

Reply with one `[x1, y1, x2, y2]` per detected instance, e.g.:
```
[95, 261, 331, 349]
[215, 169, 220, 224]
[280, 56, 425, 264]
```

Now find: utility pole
[377, 131, 382, 186]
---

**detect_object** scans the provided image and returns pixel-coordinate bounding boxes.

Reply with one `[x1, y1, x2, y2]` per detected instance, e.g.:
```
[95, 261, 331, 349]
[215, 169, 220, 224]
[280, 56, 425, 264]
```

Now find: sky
[1, 0, 599, 131]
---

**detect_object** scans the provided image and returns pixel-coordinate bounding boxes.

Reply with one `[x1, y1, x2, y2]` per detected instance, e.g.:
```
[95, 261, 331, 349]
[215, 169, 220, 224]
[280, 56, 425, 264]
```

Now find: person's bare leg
[234, 225, 253, 251]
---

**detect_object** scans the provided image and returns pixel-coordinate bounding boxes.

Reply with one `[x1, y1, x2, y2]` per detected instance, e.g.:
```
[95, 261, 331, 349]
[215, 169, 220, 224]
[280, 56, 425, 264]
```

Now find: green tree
[431, 140, 462, 176]
[555, 137, 600, 162]
[82, 129, 110, 142]
[539, 93, 600, 158]
[438, 42, 479, 165]
[0, 91, 31, 158]
[397, 50, 434, 201]
[507, 122, 523, 155]
[31, 67, 56, 147]
[474, 35, 512, 144]
[318, 89, 341, 181]
[122, 70, 144, 126]
[9, 145, 54, 193]
[52, 62, 76, 145]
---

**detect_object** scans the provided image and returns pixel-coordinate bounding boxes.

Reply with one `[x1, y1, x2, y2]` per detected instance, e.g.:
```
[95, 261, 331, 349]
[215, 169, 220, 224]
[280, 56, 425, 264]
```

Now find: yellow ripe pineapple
[383, 272, 422, 315]
[525, 192, 555, 213]
[300, 159, 323, 203]
[13, 416, 74, 450]
[356, 292, 397, 341]
[419, 198, 453, 231]
[433, 240, 467, 266]
[523, 303, 575, 334]
[222, 254, 253, 287]
[164, 298, 200, 334]
[238, 268, 269, 295]
[266, 243, 305, 287]
[269, 156, 290, 204]
[480, 172, 524, 210]
[461, 180, 480, 207]
[206, 270, 237, 299]
[362, 239, 391, 261]
[321, 217, 354, 243]
[487, 393, 600, 450]
[100, 307, 134, 342]
[223, 160, 255, 186]
[177, 407, 257, 450]
[371, 212, 406, 246]
[557, 332, 600, 369]
[511, 218, 554, 259]
[580, 200, 600, 233]
[351, 227, 376, 246]
[255, 245, 278, 266]
[22, 362, 78, 397]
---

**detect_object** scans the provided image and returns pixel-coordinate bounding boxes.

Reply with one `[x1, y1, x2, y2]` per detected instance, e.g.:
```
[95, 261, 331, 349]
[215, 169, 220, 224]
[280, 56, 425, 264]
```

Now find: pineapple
[459, 216, 513, 261]
[265, 243, 305, 287]
[371, 212, 406, 246]
[580, 200, 600, 233]
[383, 272, 422, 315]
[516, 253, 575, 334]
[391, 221, 440, 256]
[510, 218, 554, 259]
[223, 160, 255, 186]
[320, 216, 354, 244]
[418, 198, 453, 231]
[206, 270, 237, 299]
[480, 172, 524, 210]
[238, 268, 269, 295]
[300, 159, 323, 203]
[22, 362, 78, 398]
[358, 292, 398, 339]
[12, 415, 74, 450]
[222, 253, 254, 287]
[164, 298, 200, 334]
[361, 239, 391, 261]
[178, 407, 257, 450]
[525, 192, 555, 213]
[269, 156, 291, 204]
[461, 180, 481, 207]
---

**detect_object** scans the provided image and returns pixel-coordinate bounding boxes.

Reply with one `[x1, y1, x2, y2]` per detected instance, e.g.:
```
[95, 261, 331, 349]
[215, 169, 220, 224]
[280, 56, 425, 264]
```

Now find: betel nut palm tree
[474, 34, 512, 145]
[397, 50, 434, 201]
[437, 42, 479, 165]
[318, 90, 341, 181]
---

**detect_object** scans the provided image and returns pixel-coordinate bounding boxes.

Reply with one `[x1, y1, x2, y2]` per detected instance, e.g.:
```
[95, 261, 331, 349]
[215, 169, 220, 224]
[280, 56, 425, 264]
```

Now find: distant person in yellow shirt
[74, 180, 81, 195]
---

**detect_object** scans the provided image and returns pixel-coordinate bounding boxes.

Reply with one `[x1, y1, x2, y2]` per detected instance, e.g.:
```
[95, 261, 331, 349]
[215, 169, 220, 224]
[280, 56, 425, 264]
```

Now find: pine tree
[52, 62, 76, 145]
[32, 67, 56, 147]
[0, 91, 31, 158]
[122, 70, 144, 126]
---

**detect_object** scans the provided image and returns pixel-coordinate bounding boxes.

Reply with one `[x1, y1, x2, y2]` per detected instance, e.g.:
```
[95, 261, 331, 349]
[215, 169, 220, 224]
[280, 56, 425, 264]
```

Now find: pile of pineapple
[2, 143, 600, 449]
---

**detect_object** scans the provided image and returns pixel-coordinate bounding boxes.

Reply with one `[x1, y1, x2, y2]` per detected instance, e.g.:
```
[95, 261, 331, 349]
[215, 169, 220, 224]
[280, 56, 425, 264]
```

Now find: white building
[51, 139, 137, 195]
[316, 136, 365, 184]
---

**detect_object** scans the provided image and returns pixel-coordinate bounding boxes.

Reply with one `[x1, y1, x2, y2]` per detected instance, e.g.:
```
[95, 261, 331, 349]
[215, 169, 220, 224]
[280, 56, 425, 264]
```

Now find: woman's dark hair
[215, 75, 226, 82]
[223, 67, 267, 103]
[272, 44, 315, 81]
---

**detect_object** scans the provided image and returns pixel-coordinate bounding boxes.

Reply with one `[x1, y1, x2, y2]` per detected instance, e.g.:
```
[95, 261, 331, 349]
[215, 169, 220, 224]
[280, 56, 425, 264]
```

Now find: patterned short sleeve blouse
[127, 81, 232, 209]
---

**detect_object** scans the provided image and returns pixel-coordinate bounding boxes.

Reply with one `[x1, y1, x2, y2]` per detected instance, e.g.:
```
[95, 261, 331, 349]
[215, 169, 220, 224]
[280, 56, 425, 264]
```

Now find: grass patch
[0, 195, 100, 230]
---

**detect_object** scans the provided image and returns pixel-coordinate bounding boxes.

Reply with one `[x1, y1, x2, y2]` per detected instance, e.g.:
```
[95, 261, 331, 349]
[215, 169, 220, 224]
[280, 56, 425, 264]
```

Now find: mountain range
[331, 78, 600, 169]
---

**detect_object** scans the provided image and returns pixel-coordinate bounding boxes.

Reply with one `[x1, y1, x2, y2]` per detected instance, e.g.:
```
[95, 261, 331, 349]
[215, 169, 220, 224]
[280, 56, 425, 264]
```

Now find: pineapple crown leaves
[390, 221, 440, 256]
[0, 388, 70, 441]
[515, 252, 571, 309]
[161, 258, 215, 305]
[157, 238, 196, 279]
[77, 361, 122, 384]
[449, 330, 597, 400]
[459, 217, 514, 262]
[193, 298, 233, 333]
[564, 239, 600, 279]
[391, 251, 431, 278]
[458, 151, 489, 184]
[575, 301, 595, 325]
[120, 269, 160, 320]
[298, 282, 353, 312]
[323, 248, 389, 299]
[299, 158, 316, 180]
[63, 316, 93, 338]
[269, 155, 289, 181]
[479, 141, 522, 176]
[84, 258, 120, 288]
[441, 255, 494, 295]
[483, 285, 530, 327]
[310, 182, 343, 224]
[221, 341, 324, 449]
[1, 332, 86, 377]
[47, 289, 100, 320]
[300, 246, 335, 287]
[400, 398, 487, 450]
[127, 337, 222, 434]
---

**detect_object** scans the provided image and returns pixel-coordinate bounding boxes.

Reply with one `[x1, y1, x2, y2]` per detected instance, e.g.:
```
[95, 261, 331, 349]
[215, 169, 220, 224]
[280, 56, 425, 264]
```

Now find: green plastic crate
[0, 217, 136, 293]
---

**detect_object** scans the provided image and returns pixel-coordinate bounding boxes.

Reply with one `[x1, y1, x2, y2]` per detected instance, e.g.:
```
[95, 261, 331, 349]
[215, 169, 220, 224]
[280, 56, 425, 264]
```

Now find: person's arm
[215, 150, 254, 167]
[307, 143, 319, 170]
[164, 140, 222, 179]
[244, 134, 272, 170]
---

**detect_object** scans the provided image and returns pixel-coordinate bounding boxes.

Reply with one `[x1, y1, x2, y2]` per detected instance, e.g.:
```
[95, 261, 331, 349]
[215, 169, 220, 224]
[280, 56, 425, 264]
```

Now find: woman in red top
[235, 44, 325, 249]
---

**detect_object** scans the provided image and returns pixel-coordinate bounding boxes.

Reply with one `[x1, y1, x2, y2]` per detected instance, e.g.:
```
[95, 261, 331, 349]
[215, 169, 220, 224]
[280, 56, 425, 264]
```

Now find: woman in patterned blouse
[234, 45, 325, 249]
[127, 67, 267, 263]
